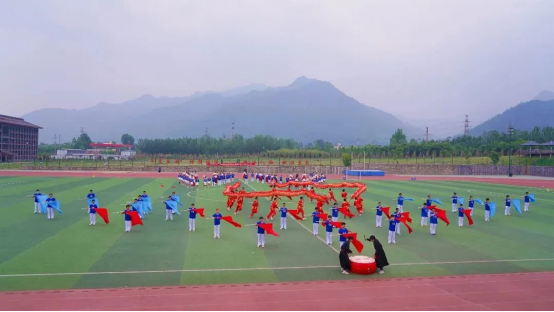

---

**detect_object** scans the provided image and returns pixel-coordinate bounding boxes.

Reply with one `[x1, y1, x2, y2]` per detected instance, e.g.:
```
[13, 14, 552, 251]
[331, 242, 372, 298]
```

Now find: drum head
[350, 255, 375, 263]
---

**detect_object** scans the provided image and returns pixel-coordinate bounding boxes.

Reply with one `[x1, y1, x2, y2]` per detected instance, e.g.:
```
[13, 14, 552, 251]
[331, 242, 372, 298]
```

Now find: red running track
[1, 272, 553, 310]
[1, 170, 553, 188]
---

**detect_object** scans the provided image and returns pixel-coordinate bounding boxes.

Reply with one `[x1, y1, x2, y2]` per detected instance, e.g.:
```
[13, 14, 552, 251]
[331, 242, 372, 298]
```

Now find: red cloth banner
[340, 232, 364, 253]
[221, 216, 242, 227]
[258, 223, 279, 237]
[128, 211, 143, 226]
[93, 208, 110, 224]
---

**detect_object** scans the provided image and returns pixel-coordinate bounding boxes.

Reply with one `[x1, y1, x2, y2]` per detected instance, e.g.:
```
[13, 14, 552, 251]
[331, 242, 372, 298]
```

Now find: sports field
[1, 174, 553, 293]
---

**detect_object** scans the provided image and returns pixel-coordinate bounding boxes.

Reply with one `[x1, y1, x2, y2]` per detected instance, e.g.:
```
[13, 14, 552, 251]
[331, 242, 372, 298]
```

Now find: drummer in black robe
[339, 236, 354, 274]
[365, 235, 389, 274]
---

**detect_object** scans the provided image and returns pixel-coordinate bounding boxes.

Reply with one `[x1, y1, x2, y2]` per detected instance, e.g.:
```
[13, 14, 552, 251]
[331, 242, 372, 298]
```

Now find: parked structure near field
[52, 142, 135, 160]
[0, 114, 41, 162]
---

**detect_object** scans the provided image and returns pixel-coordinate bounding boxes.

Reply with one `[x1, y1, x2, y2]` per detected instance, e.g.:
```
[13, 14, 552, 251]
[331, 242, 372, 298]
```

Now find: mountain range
[470, 90, 554, 135]
[23, 77, 418, 145]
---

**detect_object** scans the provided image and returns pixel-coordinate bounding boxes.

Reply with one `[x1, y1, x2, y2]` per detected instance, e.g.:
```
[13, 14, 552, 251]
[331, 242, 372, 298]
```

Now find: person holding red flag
[256, 217, 266, 248]
[388, 216, 398, 244]
[394, 208, 402, 235]
[429, 210, 438, 235]
[330, 203, 339, 222]
[297, 197, 305, 220]
[457, 204, 465, 227]
[250, 197, 259, 219]
[121, 204, 139, 233]
[188, 204, 198, 231]
[375, 202, 384, 228]
[311, 208, 321, 236]
[338, 222, 351, 248]
[279, 203, 288, 230]
[88, 199, 98, 226]
[420, 203, 430, 227]
[322, 219, 334, 245]
[208, 208, 222, 239]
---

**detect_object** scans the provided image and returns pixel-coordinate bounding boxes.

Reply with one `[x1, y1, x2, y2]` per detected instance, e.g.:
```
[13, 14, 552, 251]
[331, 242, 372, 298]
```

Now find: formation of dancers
[30, 171, 537, 275]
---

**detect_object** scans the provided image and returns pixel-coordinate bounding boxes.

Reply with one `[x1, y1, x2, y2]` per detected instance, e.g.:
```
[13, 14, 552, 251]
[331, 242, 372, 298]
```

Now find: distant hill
[471, 99, 554, 135]
[532, 90, 554, 101]
[24, 77, 418, 145]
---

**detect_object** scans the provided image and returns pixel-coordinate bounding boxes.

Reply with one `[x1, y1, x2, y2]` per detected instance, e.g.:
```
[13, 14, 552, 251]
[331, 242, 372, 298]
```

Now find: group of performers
[29, 171, 537, 276]
[242, 172, 327, 185]
[178, 172, 236, 187]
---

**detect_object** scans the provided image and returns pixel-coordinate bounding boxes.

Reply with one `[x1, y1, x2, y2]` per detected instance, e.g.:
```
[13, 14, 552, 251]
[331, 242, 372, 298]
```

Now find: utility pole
[203, 127, 209, 138]
[425, 127, 429, 143]
[506, 125, 515, 177]
[464, 115, 471, 136]
[80, 127, 85, 135]
[231, 121, 235, 139]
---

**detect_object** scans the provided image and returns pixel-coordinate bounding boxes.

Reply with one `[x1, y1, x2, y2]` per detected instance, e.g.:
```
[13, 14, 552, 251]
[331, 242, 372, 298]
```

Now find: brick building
[0, 114, 42, 162]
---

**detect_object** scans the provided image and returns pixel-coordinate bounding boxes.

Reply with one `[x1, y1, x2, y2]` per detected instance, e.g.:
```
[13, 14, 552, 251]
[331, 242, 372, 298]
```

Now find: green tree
[390, 128, 408, 145]
[393, 146, 404, 164]
[71, 133, 92, 150]
[121, 133, 135, 145]
[489, 151, 500, 165]
[341, 153, 352, 167]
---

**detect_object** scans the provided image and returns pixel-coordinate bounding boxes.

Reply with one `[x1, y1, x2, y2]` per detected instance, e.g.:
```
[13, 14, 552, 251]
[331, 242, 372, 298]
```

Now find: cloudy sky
[1, 0, 553, 127]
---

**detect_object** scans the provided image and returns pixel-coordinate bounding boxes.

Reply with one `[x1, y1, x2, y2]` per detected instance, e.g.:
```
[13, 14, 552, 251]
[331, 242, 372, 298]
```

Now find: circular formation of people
[30, 170, 536, 276]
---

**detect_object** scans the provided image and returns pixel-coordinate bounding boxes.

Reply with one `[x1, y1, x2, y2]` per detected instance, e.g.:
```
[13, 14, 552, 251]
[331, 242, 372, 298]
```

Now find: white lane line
[1, 258, 553, 278]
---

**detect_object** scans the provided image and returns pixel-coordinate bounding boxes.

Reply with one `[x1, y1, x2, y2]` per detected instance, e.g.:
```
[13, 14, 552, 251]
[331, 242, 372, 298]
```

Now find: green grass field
[1, 176, 553, 292]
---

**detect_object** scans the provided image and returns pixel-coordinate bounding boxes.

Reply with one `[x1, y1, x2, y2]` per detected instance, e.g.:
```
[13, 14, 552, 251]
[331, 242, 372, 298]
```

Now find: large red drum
[350, 256, 377, 275]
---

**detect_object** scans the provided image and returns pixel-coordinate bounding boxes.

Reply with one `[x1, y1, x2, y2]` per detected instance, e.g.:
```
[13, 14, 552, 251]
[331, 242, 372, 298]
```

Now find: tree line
[39, 126, 554, 159]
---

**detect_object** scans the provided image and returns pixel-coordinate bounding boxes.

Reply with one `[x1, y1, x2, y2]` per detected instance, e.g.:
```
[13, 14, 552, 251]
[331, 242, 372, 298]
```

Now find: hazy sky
[1, 0, 554, 127]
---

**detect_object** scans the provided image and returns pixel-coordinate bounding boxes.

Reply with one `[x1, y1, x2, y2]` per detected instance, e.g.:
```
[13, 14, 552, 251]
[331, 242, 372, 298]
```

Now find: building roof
[0, 114, 42, 129]
[541, 141, 554, 146]
[89, 143, 133, 148]
[520, 141, 541, 146]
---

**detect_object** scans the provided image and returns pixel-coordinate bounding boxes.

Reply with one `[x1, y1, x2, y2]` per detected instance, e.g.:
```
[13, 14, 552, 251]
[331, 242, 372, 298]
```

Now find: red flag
[400, 212, 412, 223]
[431, 207, 450, 226]
[93, 208, 109, 224]
[287, 209, 304, 221]
[463, 209, 474, 226]
[258, 223, 279, 237]
[330, 221, 343, 228]
[194, 208, 205, 218]
[221, 216, 242, 228]
[338, 208, 355, 218]
[127, 211, 143, 226]
[318, 213, 329, 221]
[381, 207, 391, 218]
[396, 217, 413, 234]
[340, 232, 364, 253]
